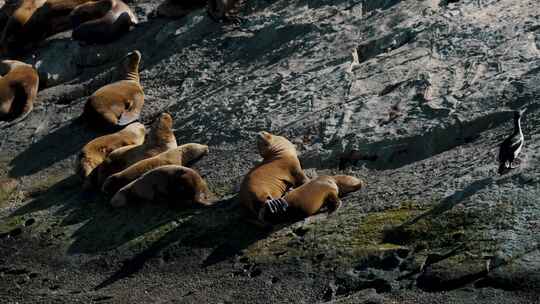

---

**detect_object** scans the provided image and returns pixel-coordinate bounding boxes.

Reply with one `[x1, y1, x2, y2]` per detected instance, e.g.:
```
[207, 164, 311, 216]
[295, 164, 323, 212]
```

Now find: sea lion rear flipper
[117, 110, 140, 126]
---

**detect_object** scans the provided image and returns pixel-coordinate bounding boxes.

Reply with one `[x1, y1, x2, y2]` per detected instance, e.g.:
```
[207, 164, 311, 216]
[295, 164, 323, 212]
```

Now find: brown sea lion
[207, 0, 245, 23]
[0, 0, 46, 54]
[70, 0, 137, 44]
[110, 165, 214, 208]
[0, 0, 93, 55]
[102, 143, 209, 195]
[75, 122, 145, 184]
[82, 50, 144, 129]
[156, 0, 205, 19]
[239, 131, 309, 222]
[91, 112, 178, 187]
[0, 0, 22, 30]
[259, 175, 366, 223]
[0, 59, 39, 128]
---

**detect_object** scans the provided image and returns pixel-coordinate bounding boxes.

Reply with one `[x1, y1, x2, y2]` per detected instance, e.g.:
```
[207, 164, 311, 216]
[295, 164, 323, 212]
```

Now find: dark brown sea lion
[70, 0, 137, 44]
[110, 165, 214, 208]
[0, 59, 39, 128]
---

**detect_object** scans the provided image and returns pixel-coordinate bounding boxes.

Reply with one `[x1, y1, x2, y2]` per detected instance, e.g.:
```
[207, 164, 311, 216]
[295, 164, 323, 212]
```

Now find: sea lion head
[180, 143, 209, 167]
[256, 131, 297, 159]
[147, 113, 176, 146]
[332, 175, 366, 196]
[120, 50, 141, 80]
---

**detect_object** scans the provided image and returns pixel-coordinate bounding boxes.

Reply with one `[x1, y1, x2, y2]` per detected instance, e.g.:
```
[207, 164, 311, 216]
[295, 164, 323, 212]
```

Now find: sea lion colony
[0, 0, 527, 227]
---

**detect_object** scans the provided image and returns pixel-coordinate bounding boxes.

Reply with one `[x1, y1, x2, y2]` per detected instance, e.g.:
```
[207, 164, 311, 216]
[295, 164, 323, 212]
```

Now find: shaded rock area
[1, 0, 540, 303]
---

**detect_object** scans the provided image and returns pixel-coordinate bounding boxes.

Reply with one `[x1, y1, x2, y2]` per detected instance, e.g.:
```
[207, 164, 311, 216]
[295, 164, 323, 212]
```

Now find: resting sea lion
[76, 122, 145, 184]
[102, 143, 209, 195]
[91, 112, 177, 187]
[70, 0, 137, 44]
[82, 50, 144, 129]
[239, 131, 309, 222]
[0, 59, 39, 128]
[0, 0, 93, 55]
[260, 175, 366, 223]
[207, 0, 245, 23]
[156, 0, 206, 19]
[110, 165, 214, 208]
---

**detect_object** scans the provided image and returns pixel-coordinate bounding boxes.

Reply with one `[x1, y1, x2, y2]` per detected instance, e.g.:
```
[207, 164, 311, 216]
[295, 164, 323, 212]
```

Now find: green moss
[0, 215, 25, 234]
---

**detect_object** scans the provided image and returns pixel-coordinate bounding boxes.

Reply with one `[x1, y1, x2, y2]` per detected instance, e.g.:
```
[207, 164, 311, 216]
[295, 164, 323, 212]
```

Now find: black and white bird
[498, 108, 526, 175]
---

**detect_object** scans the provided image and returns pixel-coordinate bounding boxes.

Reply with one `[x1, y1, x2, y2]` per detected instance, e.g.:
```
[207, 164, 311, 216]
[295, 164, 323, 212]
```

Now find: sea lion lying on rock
[260, 175, 366, 223]
[110, 165, 214, 208]
[239, 131, 309, 224]
[82, 50, 144, 129]
[90, 113, 177, 188]
[70, 0, 137, 44]
[76, 122, 145, 186]
[102, 143, 209, 195]
[0, 59, 39, 128]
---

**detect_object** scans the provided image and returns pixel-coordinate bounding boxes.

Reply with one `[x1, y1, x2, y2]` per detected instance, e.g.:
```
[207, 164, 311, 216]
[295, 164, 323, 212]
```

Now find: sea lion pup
[91, 112, 178, 187]
[82, 50, 144, 129]
[76, 122, 145, 184]
[156, 0, 206, 19]
[260, 175, 366, 223]
[239, 131, 309, 223]
[0, 60, 39, 127]
[102, 143, 209, 195]
[110, 165, 214, 208]
[207, 0, 245, 23]
[70, 0, 138, 44]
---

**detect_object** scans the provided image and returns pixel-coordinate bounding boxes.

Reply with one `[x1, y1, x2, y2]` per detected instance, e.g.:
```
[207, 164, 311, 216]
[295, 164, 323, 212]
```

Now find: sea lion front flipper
[117, 109, 140, 126]
[326, 191, 342, 215]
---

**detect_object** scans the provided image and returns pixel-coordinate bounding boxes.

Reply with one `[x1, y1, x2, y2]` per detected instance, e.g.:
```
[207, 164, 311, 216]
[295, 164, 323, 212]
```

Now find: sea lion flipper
[117, 110, 140, 126]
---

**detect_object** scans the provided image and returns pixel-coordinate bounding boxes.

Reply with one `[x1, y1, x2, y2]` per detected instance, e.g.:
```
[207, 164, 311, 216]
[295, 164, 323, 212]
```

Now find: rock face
[1, 0, 540, 303]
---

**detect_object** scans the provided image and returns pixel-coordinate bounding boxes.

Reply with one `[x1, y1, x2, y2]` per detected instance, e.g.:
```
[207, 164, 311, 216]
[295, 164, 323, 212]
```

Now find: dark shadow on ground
[8, 119, 101, 177]
[93, 197, 278, 290]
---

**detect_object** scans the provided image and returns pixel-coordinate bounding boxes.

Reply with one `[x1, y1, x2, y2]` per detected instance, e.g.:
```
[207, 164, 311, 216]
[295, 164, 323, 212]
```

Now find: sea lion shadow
[9, 119, 103, 177]
[94, 196, 281, 290]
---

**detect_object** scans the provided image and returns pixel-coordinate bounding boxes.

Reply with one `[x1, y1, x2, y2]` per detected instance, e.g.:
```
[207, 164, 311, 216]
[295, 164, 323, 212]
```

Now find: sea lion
[207, 0, 245, 23]
[156, 0, 205, 19]
[70, 0, 137, 44]
[102, 143, 209, 195]
[260, 175, 366, 223]
[0, 0, 22, 30]
[110, 165, 214, 208]
[76, 122, 145, 184]
[0, 0, 46, 54]
[0, 59, 39, 128]
[82, 50, 144, 129]
[0, 0, 93, 55]
[239, 131, 309, 222]
[91, 112, 177, 187]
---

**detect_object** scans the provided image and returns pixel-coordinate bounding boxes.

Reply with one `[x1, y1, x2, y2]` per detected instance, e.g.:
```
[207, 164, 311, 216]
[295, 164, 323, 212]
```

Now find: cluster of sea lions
[0, 0, 244, 126]
[0, 0, 528, 228]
